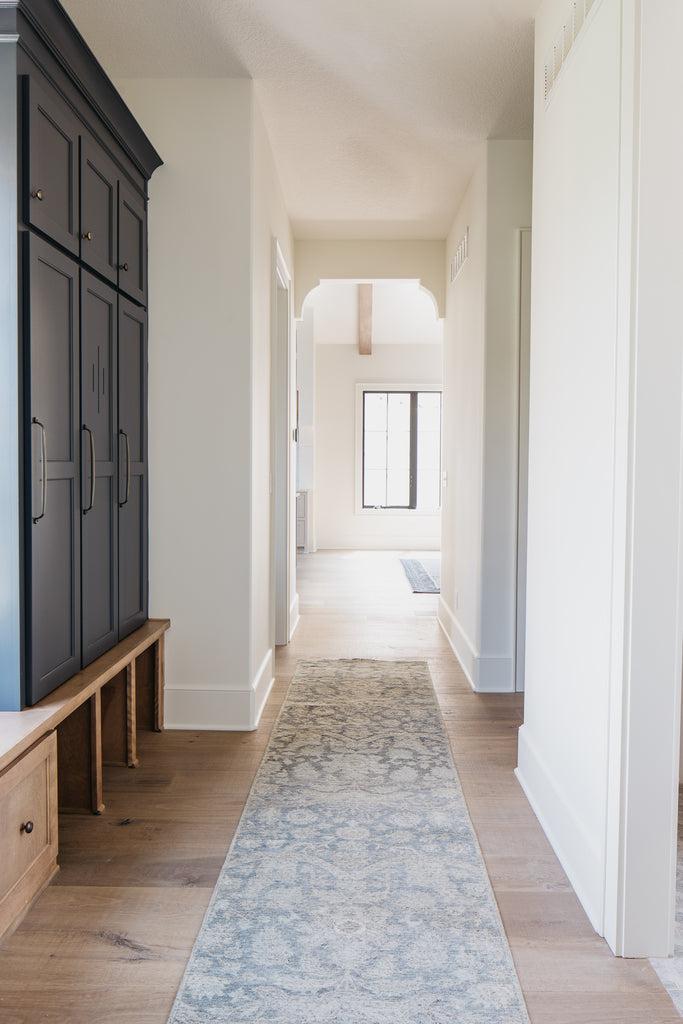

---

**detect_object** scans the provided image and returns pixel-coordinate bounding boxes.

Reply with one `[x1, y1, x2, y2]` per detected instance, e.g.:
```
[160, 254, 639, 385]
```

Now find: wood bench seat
[0, 619, 170, 941]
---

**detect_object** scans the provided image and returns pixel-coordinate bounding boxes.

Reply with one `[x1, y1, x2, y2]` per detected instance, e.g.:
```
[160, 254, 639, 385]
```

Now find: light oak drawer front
[0, 732, 57, 935]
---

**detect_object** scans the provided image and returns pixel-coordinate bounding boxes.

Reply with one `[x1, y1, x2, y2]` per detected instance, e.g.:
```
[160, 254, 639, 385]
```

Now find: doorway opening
[294, 279, 443, 596]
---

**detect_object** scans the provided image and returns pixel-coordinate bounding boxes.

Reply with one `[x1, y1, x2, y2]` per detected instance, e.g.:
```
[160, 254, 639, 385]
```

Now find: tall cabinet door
[24, 76, 80, 257]
[80, 135, 118, 285]
[26, 237, 81, 704]
[117, 179, 147, 306]
[81, 272, 118, 665]
[118, 297, 148, 637]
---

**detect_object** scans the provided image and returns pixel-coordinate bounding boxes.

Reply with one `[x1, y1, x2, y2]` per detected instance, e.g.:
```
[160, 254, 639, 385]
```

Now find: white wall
[295, 239, 446, 317]
[116, 79, 292, 729]
[517, 0, 683, 956]
[439, 140, 532, 692]
[315, 341, 442, 551]
[252, 98, 295, 679]
[310, 280, 442, 346]
[296, 309, 315, 494]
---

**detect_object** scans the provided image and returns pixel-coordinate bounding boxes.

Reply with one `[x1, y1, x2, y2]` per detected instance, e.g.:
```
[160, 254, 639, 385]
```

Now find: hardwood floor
[0, 549, 678, 1023]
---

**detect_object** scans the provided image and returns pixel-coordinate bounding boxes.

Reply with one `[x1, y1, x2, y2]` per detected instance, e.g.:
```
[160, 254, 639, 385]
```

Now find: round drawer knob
[82, 231, 93, 241]
[30, 189, 44, 201]
[20, 820, 34, 835]
[118, 262, 129, 272]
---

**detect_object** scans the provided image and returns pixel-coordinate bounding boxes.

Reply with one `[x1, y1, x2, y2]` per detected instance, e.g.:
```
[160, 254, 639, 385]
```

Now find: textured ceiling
[61, 0, 537, 239]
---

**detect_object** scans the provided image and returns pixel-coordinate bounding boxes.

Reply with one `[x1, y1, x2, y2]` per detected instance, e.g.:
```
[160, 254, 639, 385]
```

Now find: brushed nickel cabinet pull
[118, 262, 129, 271]
[82, 424, 96, 513]
[30, 188, 44, 201]
[119, 429, 130, 507]
[32, 417, 47, 524]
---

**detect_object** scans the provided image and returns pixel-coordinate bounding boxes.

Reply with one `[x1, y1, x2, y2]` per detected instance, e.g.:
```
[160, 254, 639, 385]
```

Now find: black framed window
[362, 391, 442, 509]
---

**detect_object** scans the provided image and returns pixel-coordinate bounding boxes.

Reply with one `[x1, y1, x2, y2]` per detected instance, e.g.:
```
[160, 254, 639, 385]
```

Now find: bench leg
[102, 666, 138, 768]
[126, 661, 138, 767]
[57, 692, 104, 815]
[90, 691, 104, 813]
[154, 634, 165, 732]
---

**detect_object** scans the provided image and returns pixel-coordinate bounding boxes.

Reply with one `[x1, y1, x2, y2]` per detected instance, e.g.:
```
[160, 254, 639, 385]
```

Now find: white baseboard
[438, 596, 476, 688]
[516, 723, 604, 935]
[289, 592, 300, 640]
[251, 648, 274, 726]
[475, 655, 515, 692]
[438, 597, 515, 692]
[165, 648, 274, 732]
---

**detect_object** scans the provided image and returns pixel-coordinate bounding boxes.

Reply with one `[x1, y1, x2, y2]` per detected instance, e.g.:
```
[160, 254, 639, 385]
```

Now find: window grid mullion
[409, 392, 418, 509]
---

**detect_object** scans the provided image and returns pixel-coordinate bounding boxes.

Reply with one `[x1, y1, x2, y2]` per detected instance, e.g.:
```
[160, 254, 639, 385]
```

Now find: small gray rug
[168, 659, 530, 1024]
[400, 558, 440, 594]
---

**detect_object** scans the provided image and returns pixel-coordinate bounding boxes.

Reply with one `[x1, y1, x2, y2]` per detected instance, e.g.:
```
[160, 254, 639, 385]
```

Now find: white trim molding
[438, 595, 514, 692]
[165, 649, 274, 732]
[289, 592, 300, 640]
[516, 724, 604, 934]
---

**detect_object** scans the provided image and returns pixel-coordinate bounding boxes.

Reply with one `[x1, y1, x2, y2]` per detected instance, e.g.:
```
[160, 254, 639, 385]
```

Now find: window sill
[356, 507, 441, 517]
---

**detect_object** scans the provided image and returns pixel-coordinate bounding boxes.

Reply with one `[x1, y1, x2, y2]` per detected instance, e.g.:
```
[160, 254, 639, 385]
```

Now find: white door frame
[271, 241, 294, 647]
[515, 229, 531, 692]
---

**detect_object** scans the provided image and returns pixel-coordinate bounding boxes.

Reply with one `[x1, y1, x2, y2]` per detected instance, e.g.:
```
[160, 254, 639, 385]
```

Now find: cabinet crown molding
[0, 0, 162, 181]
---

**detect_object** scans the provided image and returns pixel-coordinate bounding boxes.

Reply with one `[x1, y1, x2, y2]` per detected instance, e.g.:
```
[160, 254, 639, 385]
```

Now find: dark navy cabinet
[0, 0, 162, 710]
[80, 135, 119, 286]
[80, 271, 118, 667]
[26, 236, 81, 702]
[118, 299, 148, 638]
[25, 74, 80, 257]
[118, 179, 147, 306]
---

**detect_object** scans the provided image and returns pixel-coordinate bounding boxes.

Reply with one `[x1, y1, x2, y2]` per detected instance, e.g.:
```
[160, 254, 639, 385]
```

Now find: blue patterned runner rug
[168, 659, 530, 1023]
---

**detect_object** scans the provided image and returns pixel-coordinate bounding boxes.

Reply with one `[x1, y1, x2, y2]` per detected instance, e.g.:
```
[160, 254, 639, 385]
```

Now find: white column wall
[117, 79, 292, 730]
[439, 140, 532, 691]
[516, 0, 621, 930]
[252, 98, 295, 707]
[439, 155, 487, 684]
[518, 0, 683, 955]
[481, 141, 533, 670]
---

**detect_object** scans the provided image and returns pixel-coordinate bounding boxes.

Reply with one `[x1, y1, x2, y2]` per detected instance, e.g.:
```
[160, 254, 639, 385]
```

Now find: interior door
[81, 271, 118, 665]
[26, 236, 81, 703]
[118, 296, 148, 637]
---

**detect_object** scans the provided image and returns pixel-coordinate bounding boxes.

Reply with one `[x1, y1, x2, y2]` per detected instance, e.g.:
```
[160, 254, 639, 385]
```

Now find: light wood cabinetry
[0, 732, 57, 940]
[0, 618, 169, 942]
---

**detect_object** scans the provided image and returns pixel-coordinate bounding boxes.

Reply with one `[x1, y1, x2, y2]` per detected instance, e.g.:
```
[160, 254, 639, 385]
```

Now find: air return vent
[450, 227, 469, 284]
[544, 0, 601, 102]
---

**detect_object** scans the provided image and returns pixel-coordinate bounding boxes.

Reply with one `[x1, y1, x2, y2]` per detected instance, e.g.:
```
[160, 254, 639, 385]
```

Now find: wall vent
[450, 228, 469, 284]
[544, 0, 601, 103]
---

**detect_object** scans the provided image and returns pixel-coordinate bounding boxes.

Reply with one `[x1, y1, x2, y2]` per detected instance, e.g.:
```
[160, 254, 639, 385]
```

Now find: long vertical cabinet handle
[82, 425, 96, 514]
[32, 417, 47, 523]
[119, 429, 130, 507]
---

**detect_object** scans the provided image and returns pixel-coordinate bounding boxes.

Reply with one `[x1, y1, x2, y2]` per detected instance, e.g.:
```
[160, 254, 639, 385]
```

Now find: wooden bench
[0, 618, 170, 939]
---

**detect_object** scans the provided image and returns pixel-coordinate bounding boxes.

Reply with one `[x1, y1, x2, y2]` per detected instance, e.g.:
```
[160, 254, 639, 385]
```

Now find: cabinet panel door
[81, 272, 118, 665]
[118, 298, 148, 637]
[80, 135, 118, 285]
[24, 76, 79, 256]
[26, 237, 81, 704]
[118, 180, 147, 306]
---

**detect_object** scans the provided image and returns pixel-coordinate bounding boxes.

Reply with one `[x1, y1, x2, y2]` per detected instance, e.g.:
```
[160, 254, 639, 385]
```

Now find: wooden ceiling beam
[359, 283, 373, 355]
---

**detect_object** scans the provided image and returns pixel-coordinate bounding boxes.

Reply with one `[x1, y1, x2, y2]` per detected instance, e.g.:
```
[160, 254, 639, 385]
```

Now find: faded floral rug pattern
[168, 659, 530, 1023]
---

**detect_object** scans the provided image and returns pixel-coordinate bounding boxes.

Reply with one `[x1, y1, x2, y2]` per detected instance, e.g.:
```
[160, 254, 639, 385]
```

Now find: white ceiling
[61, 0, 537, 240]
